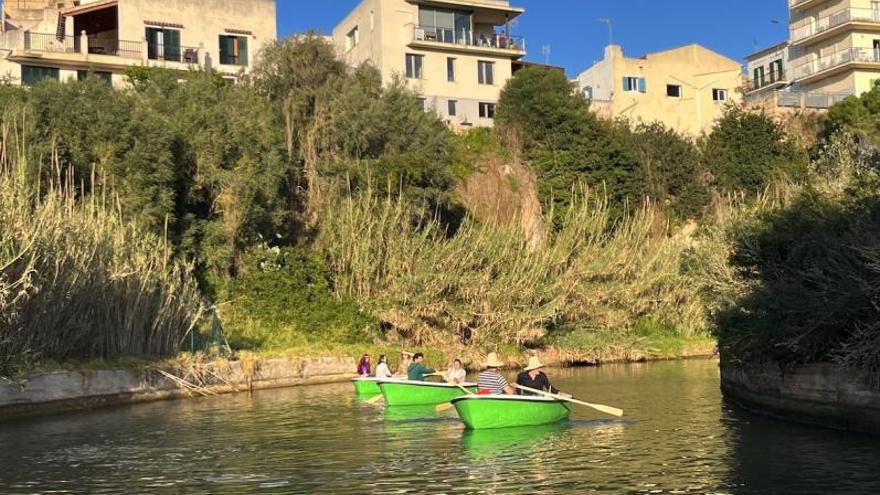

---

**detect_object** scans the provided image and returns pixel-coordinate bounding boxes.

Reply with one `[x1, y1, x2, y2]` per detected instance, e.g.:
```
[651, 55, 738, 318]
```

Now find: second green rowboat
[352, 377, 382, 396]
[452, 395, 571, 429]
[378, 379, 477, 406]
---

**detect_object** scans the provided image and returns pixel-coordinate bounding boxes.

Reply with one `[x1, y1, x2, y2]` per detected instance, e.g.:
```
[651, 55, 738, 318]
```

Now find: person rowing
[407, 352, 436, 381]
[516, 356, 571, 398]
[477, 352, 515, 395]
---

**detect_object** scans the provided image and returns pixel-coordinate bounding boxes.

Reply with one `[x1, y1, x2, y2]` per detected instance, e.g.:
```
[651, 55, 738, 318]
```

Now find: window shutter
[622, 77, 628, 91]
[164, 29, 181, 61]
[638, 77, 646, 93]
[239, 36, 249, 66]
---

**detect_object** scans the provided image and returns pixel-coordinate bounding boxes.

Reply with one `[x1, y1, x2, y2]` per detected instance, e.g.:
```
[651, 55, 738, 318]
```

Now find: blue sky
[277, 0, 790, 76]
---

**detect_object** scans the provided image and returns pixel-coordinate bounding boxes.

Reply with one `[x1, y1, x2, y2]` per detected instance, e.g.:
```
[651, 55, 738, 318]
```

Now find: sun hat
[401, 351, 414, 357]
[484, 352, 504, 368]
[523, 356, 545, 372]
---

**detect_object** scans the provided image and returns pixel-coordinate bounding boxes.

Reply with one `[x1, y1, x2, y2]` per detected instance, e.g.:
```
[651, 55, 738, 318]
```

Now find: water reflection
[0, 360, 878, 494]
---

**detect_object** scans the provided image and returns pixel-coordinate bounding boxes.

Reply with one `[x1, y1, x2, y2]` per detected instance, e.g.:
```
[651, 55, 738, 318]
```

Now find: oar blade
[435, 402, 455, 412]
[365, 394, 384, 405]
[586, 403, 624, 417]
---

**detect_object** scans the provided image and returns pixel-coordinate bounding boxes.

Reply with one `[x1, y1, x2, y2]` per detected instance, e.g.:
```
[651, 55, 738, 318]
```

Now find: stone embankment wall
[0, 357, 355, 421]
[721, 361, 880, 434]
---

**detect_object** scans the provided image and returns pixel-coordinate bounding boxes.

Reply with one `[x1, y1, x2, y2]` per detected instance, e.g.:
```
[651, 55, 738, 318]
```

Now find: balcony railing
[23, 32, 77, 54]
[147, 43, 201, 64]
[792, 47, 880, 80]
[412, 26, 525, 52]
[747, 70, 787, 91]
[791, 7, 880, 43]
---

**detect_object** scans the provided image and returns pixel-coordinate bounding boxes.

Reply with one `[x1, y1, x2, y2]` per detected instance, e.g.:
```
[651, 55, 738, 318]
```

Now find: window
[666, 84, 682, 98]
[419, 6, 471, 43]
[771, 59, 784, 82]
[447, 57, 456, 82]
[478, 61, 494, 85]
[623, 76, 646, 93]
[417, 97, 427, 110]
[77, 70, 112, 84]
[21, 65, 59, 86]
[712, 89, 728, 101]
[405, 54, 424, 79]
[345, 26, 359, 51]
[478, 102, 495, 119]
[753, 66, 765, 87]
[448, 99, 457, 116]
[146, 27, 181, 62]
[583, 86, 593, 100]
[219, 35, 249, 66]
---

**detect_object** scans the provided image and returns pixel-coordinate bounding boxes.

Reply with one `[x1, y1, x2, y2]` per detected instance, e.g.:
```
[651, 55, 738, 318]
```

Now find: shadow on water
[720, 398, 880, 495]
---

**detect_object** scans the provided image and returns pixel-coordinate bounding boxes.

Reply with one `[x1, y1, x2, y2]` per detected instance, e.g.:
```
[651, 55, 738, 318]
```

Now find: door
[873, 1, 880, 22]
[874, 39, 880, 62]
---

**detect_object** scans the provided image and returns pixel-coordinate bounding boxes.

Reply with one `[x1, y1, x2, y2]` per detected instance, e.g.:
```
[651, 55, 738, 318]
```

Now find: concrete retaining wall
[721, 361, 880, 434]
[0, 356, 355, 421]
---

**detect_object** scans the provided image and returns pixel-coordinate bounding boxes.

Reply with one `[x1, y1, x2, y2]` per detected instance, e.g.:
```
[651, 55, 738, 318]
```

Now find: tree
[702, 107, 808, 193]
[496, 66, 642, 222]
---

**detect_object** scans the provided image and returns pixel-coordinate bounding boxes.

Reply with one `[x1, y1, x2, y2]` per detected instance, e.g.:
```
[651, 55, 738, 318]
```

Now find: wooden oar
[435, 383, 474, 412]
[514, 384, 624, 417]
[364, 394, 384, 405]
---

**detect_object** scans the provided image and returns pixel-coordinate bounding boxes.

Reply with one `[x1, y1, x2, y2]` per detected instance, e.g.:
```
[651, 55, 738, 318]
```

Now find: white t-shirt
[374, 362, 393, 379]
[445, 367, 467, 383]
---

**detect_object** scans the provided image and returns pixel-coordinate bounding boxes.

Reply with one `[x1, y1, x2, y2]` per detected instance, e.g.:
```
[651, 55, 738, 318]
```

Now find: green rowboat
[378, 379, 477, 406]
[452, 395, 571, 429]
[352, 377, 382, 396]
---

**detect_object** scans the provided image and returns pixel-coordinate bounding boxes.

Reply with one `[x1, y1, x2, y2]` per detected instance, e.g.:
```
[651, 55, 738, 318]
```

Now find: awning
[62, 0, 118, 17]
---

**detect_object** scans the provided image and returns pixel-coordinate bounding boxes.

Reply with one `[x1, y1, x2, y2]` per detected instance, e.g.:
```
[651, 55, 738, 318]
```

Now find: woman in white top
[444, 358, 467, 384]
[374, 354, 394, 379]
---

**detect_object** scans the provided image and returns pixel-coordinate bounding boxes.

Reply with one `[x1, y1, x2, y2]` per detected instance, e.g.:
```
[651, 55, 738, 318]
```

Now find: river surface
[1, 359, 879, 494]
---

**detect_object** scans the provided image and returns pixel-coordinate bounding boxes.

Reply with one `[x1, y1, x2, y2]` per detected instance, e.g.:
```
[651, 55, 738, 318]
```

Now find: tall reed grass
[0, 120, 202, 375]
[314, 184, 711, 350]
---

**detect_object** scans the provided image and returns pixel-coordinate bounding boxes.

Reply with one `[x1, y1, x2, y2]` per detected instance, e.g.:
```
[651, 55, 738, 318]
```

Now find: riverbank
[0, 335, 716, 421]
[721, 361, 880, 435]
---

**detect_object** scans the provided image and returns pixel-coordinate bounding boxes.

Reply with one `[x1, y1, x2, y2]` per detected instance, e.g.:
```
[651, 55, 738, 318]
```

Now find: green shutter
[239, 36, 248, 66]
[622, 76, 628, 90]
[164, 29, 181, 62]
[219, 35, 231, 64]
[146, 27, 161, 59]
[638, 77, 646, 93]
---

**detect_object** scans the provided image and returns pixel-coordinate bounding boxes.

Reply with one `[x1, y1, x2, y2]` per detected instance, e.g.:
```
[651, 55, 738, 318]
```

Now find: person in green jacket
[407, 353, 436, 381]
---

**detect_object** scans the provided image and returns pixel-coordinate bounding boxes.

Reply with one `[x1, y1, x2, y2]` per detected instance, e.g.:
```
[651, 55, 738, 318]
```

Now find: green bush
[223, 246, 375, 349]
[702, 107, 808, 193]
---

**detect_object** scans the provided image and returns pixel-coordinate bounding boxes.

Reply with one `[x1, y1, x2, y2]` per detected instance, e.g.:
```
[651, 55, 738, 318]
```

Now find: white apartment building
[332, 0, 527, 127]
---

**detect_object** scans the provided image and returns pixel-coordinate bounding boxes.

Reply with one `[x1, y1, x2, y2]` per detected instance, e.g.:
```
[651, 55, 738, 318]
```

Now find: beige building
[575, 44, 742, 135]
[331, 0, 526, 127]
[789, 0, 880, 98]
[0, 0, 276, 87]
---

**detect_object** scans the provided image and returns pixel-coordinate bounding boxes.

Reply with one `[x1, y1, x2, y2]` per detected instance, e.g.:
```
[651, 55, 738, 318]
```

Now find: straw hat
[400, 351, 414, 357]
[484, 352, 504, 368]
[523, 356, 545, 372]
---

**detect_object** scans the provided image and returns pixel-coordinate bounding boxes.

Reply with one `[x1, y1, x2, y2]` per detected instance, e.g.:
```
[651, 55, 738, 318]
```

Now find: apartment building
[745, 41, 792, 98]
[332, 0, 527, 127]
[0, 0, 276, 87]
[575, 44, 742, 135]
[789, 0, 880, 99]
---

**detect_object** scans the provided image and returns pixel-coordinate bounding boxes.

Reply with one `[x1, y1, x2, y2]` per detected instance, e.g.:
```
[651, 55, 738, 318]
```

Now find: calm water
[1, 359, 879, 494]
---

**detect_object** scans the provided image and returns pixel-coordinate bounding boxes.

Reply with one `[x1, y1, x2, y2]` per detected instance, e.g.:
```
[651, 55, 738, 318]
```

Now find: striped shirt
[477, 370, 509, 394]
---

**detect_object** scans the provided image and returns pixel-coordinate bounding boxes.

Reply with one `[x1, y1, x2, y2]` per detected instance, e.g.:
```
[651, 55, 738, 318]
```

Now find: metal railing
[21, 31, 144, 60]
[748, 70, 787, 91]
[791, 7, 880, 43]
[792, 47, 880, 79]
[23, 32, 77, 54]
[147, 43, 200, 64]
[412, 26, 525, 52]
[776, 90, 851, 109]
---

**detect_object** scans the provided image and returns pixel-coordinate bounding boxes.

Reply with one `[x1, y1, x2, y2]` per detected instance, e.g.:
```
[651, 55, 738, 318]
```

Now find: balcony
[411, 26, 526, 57]
[4, 31, 202, 72]
[791, 46, 880, 83]
[791, 7, 880, 46]
[789, 0, 826, 11]
[746, 70, 788, 93]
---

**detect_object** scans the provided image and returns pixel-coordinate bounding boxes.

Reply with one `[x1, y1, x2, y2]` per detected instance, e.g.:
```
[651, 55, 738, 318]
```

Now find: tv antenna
[541, 45, 551, 65]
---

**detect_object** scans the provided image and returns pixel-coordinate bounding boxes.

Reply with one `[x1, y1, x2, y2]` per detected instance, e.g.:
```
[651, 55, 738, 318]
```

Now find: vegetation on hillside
[6, 34, 872, 375]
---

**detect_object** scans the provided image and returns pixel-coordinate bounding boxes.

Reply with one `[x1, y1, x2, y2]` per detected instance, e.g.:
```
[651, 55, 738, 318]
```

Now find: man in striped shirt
[477, 352, 515, 395]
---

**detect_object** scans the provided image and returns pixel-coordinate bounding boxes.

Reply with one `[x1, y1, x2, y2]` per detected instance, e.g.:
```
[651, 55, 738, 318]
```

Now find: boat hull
[352, 377, 381, 396]
[378, 380, 477, 406]
[452, 395, 571, 429]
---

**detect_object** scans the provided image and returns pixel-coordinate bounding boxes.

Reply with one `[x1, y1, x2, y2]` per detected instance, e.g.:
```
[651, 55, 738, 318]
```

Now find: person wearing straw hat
[477, 352, 515, 395]
[394, 351, 414, 377]
[516, 356, 570, 398]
